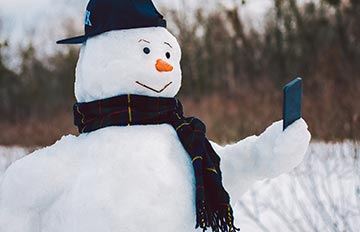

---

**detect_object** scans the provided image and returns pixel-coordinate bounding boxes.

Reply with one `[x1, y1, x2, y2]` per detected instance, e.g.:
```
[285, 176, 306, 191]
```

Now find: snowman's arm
[211, 119, 311, 201]
[210, 135, 260, 200]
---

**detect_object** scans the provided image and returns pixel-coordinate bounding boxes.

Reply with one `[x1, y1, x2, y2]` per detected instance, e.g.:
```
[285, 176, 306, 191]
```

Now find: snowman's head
[75, 27, 182, 103]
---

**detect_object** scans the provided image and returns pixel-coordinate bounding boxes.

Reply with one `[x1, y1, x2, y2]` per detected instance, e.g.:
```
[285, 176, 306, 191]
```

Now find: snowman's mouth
[135, 81, 173, 93]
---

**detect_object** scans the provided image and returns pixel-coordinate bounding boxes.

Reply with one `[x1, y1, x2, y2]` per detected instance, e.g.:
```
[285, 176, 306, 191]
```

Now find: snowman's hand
[211, 119, 310, 200]
[255, 118, 311, 179]
[274, 118, 311, 170]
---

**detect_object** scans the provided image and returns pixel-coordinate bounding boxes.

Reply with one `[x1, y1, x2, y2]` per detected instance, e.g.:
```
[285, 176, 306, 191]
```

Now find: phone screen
[283, 78, 302, 130]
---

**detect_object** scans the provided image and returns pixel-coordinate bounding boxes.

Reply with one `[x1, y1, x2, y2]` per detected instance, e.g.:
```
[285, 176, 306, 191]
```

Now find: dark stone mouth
[135, 81, 173, 93]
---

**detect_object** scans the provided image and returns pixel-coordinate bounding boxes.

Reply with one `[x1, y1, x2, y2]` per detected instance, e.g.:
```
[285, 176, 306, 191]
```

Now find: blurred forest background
[0, 0, 359, 146]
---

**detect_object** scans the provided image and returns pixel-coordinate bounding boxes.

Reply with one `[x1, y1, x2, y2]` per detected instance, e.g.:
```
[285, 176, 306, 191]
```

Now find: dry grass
[1, 79, 358, 147]
[1, 1, 359, 146]
[0, 112, 78, 147]
[2, 72, 356, 147]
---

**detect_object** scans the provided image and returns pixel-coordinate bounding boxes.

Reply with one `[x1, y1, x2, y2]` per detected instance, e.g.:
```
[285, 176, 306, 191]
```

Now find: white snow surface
[0, 119, 310, 232]
[236, 141, 360, 231]
[1, 141, 358, 231]
[75, 27, 182, 102]
[0, 147, 28, 184]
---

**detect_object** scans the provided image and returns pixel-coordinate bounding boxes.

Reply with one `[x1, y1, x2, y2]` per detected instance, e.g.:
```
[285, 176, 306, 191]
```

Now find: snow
[0, 146, 29, 184]
[0, 126, 197, 232]
[219, 119, 311, 204]
[0, 118, 310, 232]
[1, 141, 357, 231]
[236, 141, 360, 231]
[0, 22, 312, 231]
[75, 27, 182, 102]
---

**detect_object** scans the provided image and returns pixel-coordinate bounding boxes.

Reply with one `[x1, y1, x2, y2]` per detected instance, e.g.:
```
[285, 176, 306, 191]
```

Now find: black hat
[57, 0, 167, 44]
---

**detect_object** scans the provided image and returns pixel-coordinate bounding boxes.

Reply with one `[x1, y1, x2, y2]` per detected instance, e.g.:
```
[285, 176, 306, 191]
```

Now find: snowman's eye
[143, 47, 151, 54]
[166, 52, 171, 59]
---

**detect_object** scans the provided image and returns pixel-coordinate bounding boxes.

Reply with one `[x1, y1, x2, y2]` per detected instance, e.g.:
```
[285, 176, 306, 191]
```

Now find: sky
[0, 0, 273, 68]
[0, 0, 272, 40]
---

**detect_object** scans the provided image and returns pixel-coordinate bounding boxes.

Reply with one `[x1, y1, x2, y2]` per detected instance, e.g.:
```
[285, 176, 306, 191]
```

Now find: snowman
[0, 0, 311, 232]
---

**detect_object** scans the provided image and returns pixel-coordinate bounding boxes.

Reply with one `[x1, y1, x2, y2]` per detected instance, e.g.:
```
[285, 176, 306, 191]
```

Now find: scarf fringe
[196, 203, 240, 232]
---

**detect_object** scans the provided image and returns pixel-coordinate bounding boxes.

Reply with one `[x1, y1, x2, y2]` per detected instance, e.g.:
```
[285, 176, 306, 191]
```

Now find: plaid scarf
[73, 94, 239, 232]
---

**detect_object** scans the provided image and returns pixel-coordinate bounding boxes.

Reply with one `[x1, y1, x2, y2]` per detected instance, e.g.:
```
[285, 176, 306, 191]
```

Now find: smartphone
[283, 78, 302, 130]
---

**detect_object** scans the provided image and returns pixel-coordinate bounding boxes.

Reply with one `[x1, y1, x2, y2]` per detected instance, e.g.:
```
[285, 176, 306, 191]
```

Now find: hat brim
[56, 35, 88, 44]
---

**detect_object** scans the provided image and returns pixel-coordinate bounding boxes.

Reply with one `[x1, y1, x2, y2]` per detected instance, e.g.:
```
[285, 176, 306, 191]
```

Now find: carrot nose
[156, 59, 173, 72]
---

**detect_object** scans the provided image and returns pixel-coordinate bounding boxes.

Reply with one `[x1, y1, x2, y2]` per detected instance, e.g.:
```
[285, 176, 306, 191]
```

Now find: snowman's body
[0, 27, 311, 232]
[22, 125, 196, 232]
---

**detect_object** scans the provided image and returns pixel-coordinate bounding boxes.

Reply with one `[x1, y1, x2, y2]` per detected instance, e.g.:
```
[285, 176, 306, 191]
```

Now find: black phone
[283, 78, 302, 130]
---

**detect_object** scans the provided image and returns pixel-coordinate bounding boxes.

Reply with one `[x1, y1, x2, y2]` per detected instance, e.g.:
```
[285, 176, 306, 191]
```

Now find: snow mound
[0, 119, 311, 232]
[236, 141, 360, 231]
[0, 146, 29, 183]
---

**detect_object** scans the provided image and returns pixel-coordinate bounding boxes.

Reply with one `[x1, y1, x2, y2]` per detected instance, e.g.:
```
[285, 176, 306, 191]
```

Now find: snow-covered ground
[0, 146, 28, 184]
[1, 141, 359, 231]
[236, 141, 360, 231]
